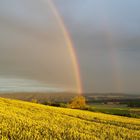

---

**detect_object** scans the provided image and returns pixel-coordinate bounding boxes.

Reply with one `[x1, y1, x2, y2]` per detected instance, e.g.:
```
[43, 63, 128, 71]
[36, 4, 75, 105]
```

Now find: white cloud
[0, 77, 65, 93]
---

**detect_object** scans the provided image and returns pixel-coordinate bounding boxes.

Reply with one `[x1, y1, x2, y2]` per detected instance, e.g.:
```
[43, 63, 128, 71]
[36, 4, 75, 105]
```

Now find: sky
[0, 0, 140, 93]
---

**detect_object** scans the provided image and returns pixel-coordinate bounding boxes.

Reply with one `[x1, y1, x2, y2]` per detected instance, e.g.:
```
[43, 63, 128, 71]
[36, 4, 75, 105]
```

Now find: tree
[69, 96, 86, 109]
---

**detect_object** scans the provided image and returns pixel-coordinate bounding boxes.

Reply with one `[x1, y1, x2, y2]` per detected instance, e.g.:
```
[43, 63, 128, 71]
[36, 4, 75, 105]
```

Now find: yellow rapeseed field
[0, 97, 139, 140]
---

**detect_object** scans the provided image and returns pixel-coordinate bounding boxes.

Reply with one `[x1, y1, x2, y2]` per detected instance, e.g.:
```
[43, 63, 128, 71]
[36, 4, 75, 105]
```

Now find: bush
[43, 101, 67, 108]
[31, 99, 38, 103]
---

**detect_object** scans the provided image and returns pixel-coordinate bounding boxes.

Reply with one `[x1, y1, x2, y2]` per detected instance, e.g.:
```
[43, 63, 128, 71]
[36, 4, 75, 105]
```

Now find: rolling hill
[0, 97, 140, 140]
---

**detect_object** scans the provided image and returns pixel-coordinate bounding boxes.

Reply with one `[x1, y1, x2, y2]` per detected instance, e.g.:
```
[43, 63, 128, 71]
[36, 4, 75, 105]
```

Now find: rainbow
[43, 0, 83, 94]
[95, 2, 123, 93]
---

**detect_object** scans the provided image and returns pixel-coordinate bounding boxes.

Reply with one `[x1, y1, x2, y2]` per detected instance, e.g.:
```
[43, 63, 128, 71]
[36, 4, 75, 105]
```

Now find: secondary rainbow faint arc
[44, 0, 83, 94]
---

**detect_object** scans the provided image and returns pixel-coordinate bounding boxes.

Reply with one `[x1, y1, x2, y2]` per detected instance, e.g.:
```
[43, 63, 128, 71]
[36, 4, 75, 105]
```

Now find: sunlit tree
[69, 96, 86, 109]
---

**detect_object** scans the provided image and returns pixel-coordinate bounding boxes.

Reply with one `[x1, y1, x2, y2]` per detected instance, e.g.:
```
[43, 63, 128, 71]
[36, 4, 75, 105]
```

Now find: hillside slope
[0, 98, 140, 140]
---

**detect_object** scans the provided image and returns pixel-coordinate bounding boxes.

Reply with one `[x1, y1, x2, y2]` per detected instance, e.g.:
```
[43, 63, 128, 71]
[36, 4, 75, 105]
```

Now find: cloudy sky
[0, 0, 140, 93]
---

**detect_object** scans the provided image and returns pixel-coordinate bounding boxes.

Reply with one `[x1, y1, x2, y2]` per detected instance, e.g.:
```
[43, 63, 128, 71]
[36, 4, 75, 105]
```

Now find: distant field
[88, 104, 140, 118]
[0, 92, 139, 103]
[0, 98, 140, 140]
[0, 92, 77, 103]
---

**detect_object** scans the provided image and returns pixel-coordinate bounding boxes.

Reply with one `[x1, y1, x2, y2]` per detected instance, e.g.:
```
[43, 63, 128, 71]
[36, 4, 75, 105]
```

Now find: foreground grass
[0, 98, 140, 140]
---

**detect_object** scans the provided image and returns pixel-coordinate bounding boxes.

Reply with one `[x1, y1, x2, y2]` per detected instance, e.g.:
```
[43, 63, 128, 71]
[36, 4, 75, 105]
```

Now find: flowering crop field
[0, 98, 140, 140]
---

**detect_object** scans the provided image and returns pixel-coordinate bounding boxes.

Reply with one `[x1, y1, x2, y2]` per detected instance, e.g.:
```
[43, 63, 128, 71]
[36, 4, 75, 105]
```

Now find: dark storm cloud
[0, 0, 140, 93]
[0, 0, 78, 92]
[54, 0, 140, 93]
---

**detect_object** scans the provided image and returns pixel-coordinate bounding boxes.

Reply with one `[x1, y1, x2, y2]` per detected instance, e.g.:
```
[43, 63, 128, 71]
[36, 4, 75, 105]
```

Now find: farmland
[0, 97, 140, 140]
[88, 104, 140, 118]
